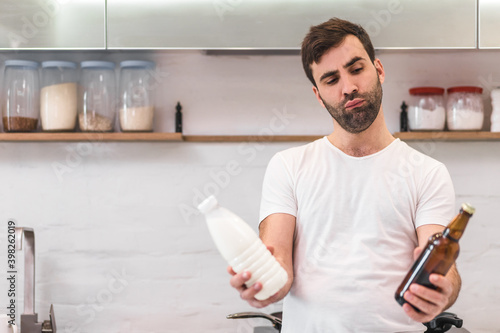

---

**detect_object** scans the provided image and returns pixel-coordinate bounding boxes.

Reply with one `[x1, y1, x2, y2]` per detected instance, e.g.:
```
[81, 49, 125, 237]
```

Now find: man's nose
[342, 77, 358, 97]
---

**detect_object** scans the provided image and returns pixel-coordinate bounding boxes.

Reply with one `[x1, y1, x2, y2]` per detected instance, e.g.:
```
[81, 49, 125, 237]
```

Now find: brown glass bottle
[395, 203, 475, 307]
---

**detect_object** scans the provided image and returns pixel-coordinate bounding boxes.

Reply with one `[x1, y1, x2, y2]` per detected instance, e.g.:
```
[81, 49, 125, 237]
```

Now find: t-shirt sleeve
[415, 163, 456, 228]
[259, 152, 297, 223]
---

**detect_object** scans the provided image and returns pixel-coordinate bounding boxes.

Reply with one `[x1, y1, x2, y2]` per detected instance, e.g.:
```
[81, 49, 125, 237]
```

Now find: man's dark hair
[301, 18, 376, 87]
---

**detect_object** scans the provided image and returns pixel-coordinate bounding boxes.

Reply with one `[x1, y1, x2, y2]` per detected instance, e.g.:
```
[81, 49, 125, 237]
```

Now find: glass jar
[118, 60, 156, 132]
[2, 60, 40, 132]
[79, 61, 116, 132]
[407, 87, 446, 131]
[40, 61, 78, 131]
[446, 86, 484, 131]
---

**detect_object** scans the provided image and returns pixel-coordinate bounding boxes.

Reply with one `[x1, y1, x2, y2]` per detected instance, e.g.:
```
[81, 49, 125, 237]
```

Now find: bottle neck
[443, 209, 472, 241]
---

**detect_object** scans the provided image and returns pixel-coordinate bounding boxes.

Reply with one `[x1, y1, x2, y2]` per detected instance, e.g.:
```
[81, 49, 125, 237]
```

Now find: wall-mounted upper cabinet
[479, 0, 500, 48]
[107, 0, 476, 50]
[361, 0, 476, 49]
[0, 0, 105, 50]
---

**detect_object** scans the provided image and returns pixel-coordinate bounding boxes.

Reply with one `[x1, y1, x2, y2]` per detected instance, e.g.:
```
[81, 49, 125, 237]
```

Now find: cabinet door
[0, 0, 105, 49]
[479, 0, 500, 48]
[107, 0, 476, 49]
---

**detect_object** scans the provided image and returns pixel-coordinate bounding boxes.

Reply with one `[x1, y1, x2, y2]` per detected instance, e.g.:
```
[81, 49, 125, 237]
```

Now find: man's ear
[312, 86, 326, 108]
[374, 58, 385, 84]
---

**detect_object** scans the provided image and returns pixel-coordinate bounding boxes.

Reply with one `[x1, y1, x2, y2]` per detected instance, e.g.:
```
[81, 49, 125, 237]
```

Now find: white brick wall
[0, 49, 499, 332]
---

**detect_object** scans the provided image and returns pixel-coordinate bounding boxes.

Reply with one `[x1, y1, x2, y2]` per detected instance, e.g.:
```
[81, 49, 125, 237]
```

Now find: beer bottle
[395, 203, 475, 307]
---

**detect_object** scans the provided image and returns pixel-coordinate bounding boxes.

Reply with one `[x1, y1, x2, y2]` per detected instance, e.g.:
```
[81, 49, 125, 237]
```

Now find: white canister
[446, 86, 484, 131]
[490, 88, 500, 132]
[407, 87, 446, 131]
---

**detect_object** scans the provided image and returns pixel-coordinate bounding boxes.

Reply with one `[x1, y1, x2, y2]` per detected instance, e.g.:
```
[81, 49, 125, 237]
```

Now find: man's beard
[320, 76, 383, 134]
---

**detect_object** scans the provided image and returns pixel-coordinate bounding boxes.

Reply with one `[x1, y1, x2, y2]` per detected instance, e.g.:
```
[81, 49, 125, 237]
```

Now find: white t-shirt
[259, 137, 455, 333]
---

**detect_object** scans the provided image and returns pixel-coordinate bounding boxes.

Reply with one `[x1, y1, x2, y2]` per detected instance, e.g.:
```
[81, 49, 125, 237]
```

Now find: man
[228, 18, 459, 332]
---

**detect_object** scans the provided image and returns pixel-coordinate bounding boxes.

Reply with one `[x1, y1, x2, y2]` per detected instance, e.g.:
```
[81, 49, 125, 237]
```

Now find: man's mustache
[343, 92, 360, 105]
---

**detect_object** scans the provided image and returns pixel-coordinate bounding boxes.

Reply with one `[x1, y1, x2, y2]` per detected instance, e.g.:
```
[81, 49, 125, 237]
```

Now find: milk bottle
[197, 196, 288, 301]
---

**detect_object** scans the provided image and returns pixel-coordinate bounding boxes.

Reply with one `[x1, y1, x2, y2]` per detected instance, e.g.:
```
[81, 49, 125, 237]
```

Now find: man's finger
[227, 266, 237, 276]
[229, 271, 251, 289]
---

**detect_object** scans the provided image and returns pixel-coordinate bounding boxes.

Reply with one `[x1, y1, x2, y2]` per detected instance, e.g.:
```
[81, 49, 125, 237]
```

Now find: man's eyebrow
[344, 56, 364, 68]
[318, 56, 365, 83]
[319, 70, 339, 83]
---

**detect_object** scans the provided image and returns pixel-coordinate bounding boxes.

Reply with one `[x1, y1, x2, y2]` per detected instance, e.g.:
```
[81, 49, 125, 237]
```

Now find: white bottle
[197, 195, 288, 301]
[491, 88, 500, 132]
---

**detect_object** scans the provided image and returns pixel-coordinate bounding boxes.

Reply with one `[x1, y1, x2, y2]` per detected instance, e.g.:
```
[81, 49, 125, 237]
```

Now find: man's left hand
[402, 247, 455, 323]
[402, 273, 453, 323]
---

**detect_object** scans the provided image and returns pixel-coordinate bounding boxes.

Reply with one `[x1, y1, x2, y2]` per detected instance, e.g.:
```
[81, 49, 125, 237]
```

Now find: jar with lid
[446, 86, 484, 131]
[40, 61, 78, 131]
[407, 87, 446, 131]
[79, 61, 116, 132]
[2, 60, 40, 132]
[118, 60, 156, 132]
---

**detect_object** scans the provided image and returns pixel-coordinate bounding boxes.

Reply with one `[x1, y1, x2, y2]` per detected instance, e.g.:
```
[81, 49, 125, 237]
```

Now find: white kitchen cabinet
[107, 0, 476, 49]
[0, 0, 479, 50]
[0, 0, 105, 49]
[479, 0, 500, 48]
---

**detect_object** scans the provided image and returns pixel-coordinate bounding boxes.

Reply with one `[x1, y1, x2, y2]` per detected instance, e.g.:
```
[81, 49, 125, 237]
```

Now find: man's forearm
[445, 264, 462, 309]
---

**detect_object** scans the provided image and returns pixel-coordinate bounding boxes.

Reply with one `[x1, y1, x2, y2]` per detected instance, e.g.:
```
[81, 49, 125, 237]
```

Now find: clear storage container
[2, 60, 40, 132]
[446, 86, 484, 131]
[407, 87, 446, 131]
[118, 60, 156, 132]
[79, 61, 116, 132]
[40, 61, 78, 131]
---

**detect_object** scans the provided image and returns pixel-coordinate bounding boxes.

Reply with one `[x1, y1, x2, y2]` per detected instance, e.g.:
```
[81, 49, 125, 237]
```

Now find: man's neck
[327, 110, 395, 157]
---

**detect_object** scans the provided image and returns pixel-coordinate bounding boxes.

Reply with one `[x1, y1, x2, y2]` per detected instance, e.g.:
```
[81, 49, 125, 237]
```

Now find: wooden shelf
[183, 135, 323, 142]
[0, 132, 183, 142]
[2, 131, 499, 142]
[0, 133, 322, 142]
[393, 131, 500, 141]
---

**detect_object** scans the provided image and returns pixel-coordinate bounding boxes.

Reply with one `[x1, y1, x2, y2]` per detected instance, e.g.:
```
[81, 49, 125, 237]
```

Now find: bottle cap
[197, 195, 218, 214]
[461, 203, 475, 215]
[400, 101, 408, 111]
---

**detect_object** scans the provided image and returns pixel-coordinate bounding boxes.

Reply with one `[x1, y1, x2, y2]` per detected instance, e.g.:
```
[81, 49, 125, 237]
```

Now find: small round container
[407, 87, 446, 131]
[118, 60, 156, 132]
[2, 60, 40, 132]
[79, 61, 116, 132]
[446, 86, 484, 131]
[40, 61, 78, 131]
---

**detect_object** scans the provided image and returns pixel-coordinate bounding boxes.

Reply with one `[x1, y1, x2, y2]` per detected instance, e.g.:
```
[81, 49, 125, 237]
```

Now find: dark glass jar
[2, 60, 40, 132]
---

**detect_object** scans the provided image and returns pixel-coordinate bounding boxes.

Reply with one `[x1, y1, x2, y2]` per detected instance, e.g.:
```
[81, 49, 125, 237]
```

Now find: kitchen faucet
[15, 227, 56, 333]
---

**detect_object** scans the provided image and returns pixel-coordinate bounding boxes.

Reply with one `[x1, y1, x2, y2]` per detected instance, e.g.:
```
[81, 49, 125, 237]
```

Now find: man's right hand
[229, 213, 295, 308]
[227, 266, 283, 308]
